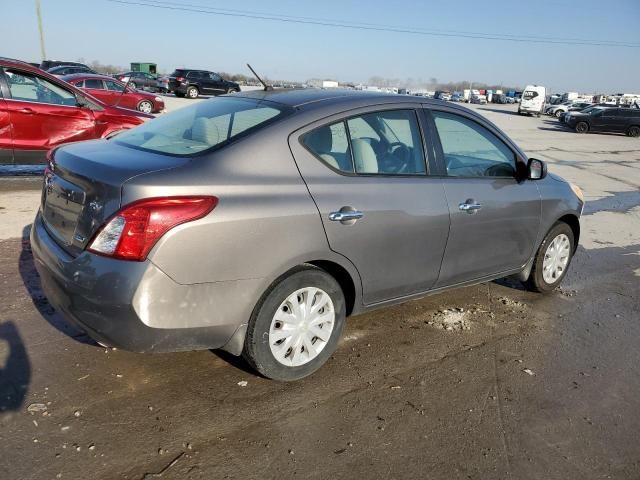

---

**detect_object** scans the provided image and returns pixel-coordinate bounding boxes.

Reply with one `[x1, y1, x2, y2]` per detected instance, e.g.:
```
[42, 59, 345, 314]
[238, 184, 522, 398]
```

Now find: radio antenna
[247, 63, 273, 91]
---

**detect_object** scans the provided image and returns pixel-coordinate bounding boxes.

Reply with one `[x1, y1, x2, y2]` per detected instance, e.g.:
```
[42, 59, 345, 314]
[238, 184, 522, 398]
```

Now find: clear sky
[4, 0, 640, 92]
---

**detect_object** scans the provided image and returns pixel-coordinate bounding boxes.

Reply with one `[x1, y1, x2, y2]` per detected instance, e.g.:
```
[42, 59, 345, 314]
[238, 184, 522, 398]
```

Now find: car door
[81, 78, 110, 104]
[0, 76, 14, 164]
[426, 108, 541, 287]
[290, 106, 450, 305]
[104, 79, 135, 109]
[199, 72, 215, 94]
[2, 67, 96, 163]
[208, 73, 226, 94]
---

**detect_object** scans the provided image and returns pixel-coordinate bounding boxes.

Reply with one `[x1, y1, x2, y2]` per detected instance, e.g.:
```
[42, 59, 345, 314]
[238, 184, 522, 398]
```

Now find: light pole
[35, 0, 47, 61]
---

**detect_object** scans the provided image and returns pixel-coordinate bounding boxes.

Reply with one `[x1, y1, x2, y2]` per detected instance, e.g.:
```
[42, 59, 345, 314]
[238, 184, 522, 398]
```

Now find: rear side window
[84, 79, 103, 89]
[432, 111, 516, 178]
[114, 97, 291, 156]
[303, 110, 426, 175]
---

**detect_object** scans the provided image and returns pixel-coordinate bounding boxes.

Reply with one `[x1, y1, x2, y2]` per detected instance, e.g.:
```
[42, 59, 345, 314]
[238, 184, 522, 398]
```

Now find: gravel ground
[0, 102, 639, 480]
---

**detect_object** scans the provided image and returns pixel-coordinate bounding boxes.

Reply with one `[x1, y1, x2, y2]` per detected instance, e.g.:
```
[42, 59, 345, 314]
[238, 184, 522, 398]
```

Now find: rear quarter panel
[122, 121, 362, 301]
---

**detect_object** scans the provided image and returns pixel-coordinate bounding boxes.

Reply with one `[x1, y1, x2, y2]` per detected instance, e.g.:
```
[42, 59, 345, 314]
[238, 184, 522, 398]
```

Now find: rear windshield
[114, 97, 292, 156]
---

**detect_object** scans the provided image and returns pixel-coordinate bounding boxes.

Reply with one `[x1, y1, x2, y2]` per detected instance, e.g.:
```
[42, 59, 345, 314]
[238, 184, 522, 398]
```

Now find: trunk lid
[42, 139, 189, 256]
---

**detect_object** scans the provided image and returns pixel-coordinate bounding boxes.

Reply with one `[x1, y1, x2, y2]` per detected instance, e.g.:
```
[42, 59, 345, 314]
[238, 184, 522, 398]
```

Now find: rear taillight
[176, 76, 185, 82]
[87, 196, 217, 261]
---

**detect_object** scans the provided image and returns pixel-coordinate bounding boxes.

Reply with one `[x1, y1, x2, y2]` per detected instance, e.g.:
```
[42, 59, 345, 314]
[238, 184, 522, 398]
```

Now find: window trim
[300, 107, 432, 178]
[2, 68, 83, 109]
[425, 107, 526, 180]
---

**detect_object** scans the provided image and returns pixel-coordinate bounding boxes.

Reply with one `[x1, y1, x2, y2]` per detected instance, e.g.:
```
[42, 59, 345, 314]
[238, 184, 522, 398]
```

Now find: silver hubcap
[139, 101, 152, 113]
[189, 89, 197, 98]
[269, 287, 335, 367]
[542, 234, 571, 284]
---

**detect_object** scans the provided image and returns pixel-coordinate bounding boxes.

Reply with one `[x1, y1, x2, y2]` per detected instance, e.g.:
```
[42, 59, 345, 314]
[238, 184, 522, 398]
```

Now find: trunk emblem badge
[89, 200, 100, 212]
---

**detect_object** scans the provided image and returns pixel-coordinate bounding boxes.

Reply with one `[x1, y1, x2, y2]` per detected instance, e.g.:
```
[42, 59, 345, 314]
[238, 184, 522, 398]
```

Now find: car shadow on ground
[18, 225, 97, 346]
[0, 321, 31, 413]
[476, 107, 521, 116]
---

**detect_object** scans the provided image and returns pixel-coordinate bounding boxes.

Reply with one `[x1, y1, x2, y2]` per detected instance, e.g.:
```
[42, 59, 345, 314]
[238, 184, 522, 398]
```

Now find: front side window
[105, 80, 124, 92]
[432, 111, 516, 178]
[4, 69, 77, 106]
[114, 97, 290, 156]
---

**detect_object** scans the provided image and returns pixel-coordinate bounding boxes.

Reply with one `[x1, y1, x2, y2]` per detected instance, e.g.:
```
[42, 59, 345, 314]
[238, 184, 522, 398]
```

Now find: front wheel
[128, 82, 137, 90]
[525, 222, 575, 293]
[243, 266, 346, 381]
[627, 126, 640, 138]
[575, 121, 589, 133]
[137, 100, 153, 114]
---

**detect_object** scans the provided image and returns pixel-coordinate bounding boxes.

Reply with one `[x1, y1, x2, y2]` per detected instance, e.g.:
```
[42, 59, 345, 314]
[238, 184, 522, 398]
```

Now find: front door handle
[18, 107, 35, 114]
[329, 209, 364, 223]
[459, 200, 482, 213]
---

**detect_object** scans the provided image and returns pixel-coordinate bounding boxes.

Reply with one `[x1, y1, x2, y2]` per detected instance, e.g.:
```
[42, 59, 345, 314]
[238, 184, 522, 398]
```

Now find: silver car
[31, 90, 584, 381]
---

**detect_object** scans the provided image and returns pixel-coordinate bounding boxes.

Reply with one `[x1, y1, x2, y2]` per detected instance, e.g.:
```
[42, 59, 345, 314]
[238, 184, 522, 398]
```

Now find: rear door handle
[329, 209, 364, 223]
[459, 200, 482, 213]
[18, 107, 35, 114]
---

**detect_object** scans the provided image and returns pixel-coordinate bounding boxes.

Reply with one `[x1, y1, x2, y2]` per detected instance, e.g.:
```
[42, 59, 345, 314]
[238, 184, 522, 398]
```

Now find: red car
[0, 57, 153, 165]
[62, 73, 165, 114]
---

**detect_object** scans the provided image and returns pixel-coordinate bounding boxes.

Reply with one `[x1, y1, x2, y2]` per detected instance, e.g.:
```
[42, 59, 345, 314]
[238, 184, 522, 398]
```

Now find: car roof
[49, 65, 87, 70]
[233, 88, 458, 111]
[61, 73, 118, 82]
[0, 57, 42, 71]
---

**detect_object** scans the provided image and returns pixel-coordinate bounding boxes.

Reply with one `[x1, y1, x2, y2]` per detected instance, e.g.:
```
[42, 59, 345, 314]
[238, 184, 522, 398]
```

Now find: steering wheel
[485, 163, 515, 177]
[385, 142, 411, 173]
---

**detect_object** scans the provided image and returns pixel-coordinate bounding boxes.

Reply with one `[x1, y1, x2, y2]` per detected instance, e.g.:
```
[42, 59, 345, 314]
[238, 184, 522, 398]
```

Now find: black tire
[575, 121, 589, 133]
[186, 86, 199, 99]
[174, 91, 185, 98]
[524, 222, 575, 293]
[129, 82, 137, 90]
[226, 87, 238, 94]
[243, 265, 346, 381]
[554, 110, 563, 118]
[627, 126, 640, 138]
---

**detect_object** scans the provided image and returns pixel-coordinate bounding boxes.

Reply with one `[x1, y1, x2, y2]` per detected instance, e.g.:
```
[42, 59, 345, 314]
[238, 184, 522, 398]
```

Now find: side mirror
[528, 158, 547, 180]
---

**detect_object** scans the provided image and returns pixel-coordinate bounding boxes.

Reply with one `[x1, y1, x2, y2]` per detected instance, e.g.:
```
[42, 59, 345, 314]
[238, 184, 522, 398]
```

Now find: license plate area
[42, 174, 86, 247]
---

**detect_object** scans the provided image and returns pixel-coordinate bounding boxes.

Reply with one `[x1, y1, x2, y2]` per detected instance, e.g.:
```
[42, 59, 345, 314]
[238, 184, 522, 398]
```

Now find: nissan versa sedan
[31, 90, 584, 381]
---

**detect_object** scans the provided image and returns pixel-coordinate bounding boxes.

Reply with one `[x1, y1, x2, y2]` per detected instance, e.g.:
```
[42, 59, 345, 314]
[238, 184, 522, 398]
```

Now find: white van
[519, 85, 546, 115]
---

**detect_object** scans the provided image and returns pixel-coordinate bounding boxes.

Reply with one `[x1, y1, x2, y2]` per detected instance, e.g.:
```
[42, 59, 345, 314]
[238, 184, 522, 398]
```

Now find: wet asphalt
[0, 104, 639, 480]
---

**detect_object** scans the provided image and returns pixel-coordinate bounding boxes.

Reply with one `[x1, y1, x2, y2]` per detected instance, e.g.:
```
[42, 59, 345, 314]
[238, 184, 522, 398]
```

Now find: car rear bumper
[30, 212, 251, 353]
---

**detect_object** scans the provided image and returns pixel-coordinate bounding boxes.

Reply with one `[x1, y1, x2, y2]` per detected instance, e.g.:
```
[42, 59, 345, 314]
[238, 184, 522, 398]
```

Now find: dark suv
[168, 69, 240, 99]
[565, 106, 640, 136]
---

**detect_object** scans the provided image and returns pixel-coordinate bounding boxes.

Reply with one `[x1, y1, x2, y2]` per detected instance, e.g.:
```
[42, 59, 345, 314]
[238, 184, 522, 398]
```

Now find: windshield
[114, 97, 291, 156]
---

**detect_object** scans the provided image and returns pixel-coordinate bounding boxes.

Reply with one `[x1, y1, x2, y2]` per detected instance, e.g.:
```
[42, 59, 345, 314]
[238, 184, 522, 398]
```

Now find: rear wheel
[575, 121, 589, 133]
[554, 110, 563, 118]
[137, 100, 153, 114]
[186, 86, 199, 99]
[243, 266, 346, 381]
[525, 222, 575, 293]
[627, 126, 640, 138]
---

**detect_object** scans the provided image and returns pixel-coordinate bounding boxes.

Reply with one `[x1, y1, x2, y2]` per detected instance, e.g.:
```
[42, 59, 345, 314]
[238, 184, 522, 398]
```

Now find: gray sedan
[31, 90, 584, 381]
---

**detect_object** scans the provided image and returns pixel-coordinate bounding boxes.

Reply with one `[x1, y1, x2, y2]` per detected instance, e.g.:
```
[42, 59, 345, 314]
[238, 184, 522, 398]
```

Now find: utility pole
[35, 0, 47, 61]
